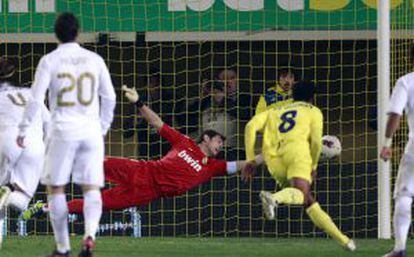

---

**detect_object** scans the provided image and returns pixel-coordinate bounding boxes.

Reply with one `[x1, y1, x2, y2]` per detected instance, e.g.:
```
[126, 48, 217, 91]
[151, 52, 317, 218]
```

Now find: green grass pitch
[0, 236, 405, 257]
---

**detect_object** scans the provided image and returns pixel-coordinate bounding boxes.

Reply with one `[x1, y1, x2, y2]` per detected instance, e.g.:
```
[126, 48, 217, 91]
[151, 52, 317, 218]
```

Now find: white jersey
[20, 42, 116, 140]
[0, 82, 48, 137]
[0, 82, 49, 194]
[389, 72, 414, 198]
[0, 83, 30, 127]
[389, 72, 414, 139]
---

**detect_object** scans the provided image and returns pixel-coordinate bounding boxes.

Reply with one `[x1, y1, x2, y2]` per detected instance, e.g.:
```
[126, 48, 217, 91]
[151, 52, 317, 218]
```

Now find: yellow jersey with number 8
[245, 101, 323, 174]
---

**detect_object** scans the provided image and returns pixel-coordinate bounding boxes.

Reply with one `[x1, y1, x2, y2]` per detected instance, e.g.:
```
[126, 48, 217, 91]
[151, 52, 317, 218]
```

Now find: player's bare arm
[240, 154, 264, 182]
[122, 85, 164, 130]
[380, 113, 401, 161]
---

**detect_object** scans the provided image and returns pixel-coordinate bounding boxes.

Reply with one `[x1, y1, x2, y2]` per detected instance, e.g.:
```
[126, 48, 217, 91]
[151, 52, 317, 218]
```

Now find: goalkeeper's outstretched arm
[137, 105, 164, 130]
[236, 154, 263, 171]
[230, 154, 264, 182]
[122, 85, 164, 130]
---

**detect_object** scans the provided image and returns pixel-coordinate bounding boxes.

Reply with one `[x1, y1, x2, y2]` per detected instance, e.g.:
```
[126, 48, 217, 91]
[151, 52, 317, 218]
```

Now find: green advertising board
[0, 0, 411, 33]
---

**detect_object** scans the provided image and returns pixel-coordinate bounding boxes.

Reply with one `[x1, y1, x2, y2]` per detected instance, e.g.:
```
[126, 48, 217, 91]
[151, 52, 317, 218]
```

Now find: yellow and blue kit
[245, 101, 323, 185]
[255, 84, 292, 114]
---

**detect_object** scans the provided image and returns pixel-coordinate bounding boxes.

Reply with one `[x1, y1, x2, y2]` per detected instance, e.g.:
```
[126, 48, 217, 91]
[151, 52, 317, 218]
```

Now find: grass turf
[0, 237, 402, 257]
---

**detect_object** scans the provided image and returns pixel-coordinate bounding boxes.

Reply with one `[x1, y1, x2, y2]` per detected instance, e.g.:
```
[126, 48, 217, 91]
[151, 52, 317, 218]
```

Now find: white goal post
[377, 0, 392, 240]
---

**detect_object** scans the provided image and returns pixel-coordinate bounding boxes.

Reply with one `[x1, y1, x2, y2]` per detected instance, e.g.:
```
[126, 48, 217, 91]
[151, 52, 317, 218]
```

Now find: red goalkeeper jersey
[142, 124, 227, 197]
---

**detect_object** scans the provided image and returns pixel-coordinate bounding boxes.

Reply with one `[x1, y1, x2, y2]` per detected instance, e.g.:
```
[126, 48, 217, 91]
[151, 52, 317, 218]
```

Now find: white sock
[394, 196, 412, 252]
[83, 190, 102, 240]
[0, 209, 5, 247]
[7, 191, 30, 212]
[48, 194, 70, 253]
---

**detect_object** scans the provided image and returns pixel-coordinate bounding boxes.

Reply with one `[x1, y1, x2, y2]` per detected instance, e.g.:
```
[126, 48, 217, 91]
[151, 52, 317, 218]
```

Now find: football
[321, 135, 342, 160]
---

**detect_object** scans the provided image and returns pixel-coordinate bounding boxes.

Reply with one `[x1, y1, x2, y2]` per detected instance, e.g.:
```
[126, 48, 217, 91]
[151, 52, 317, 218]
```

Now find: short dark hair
[278, 68, 296, 79]
[0, 58, 16, 80]
[54, 12, 79, 43]
[197, 130, 226, 144]
[292, 80, 315, 102]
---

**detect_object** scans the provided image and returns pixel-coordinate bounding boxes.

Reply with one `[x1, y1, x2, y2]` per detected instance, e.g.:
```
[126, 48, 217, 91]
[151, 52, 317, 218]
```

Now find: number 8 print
[278, 110, 297, 133]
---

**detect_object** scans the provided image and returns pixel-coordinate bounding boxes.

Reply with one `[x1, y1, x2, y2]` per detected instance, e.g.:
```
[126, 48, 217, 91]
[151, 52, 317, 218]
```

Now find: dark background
[2, 39, 379, 238]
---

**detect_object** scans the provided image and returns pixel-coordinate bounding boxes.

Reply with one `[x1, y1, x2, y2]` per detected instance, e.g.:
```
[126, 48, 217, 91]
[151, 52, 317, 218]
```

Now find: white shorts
[41, 135, 104, 187]
[394, 139, 414, 198]
[0, 128, 44, 197]
[0, 128, 21, 186]
[11, 136, 45, 197]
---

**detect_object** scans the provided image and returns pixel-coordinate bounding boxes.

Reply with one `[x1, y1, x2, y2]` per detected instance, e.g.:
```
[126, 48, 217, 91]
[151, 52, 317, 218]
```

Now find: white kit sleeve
[388, 78, 408, 116]
[226, 161, 238, 175]
[19, 56, 51, 136]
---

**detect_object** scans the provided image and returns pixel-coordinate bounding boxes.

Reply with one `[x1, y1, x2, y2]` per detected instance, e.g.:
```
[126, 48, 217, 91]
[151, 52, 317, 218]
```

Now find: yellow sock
[271, 188, 304, 205]
[306, 202, 350, 246]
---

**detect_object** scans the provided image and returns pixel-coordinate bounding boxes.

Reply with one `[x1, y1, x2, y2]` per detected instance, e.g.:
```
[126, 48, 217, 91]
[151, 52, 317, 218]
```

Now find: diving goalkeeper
[24, 86, 261, 217]
[243, 80, 355, 251]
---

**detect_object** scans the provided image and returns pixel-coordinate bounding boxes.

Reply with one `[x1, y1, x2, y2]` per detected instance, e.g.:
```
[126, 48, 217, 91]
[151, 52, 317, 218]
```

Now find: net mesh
[0, 0, 380, 238]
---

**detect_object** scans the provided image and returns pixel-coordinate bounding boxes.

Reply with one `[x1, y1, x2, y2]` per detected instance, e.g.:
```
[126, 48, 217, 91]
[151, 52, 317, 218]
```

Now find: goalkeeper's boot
[78, 236, 95, 257]
[382, 250, 407, 257]
[260, 191, 277, 220]
[343, 239, 356, 251]
[22, 200, 47, 220]
[0, 186, 11, 211]
[44, 250, 71, 257]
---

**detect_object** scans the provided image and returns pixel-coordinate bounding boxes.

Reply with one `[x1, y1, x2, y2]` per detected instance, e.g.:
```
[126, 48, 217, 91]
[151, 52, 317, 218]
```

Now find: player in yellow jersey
[255, 68, 296, 115]
[244, 81, 356, 251]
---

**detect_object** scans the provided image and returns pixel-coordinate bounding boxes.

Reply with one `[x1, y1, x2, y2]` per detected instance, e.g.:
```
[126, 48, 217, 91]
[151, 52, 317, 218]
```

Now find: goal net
[0, 0, 380, 238]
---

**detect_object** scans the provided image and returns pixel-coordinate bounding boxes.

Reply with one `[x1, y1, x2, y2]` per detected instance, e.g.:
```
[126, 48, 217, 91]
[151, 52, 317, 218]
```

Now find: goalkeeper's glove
[121, 85, 139, 103]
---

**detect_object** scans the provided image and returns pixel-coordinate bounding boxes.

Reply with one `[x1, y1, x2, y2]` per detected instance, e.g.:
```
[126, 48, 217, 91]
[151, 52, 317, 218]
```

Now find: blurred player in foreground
[379, 55, 414, 257]
[24, 85, 262, 217]
[244, 80, 355, 251]
[0, 58, 49, 246]
[16, 13, 116, 257]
